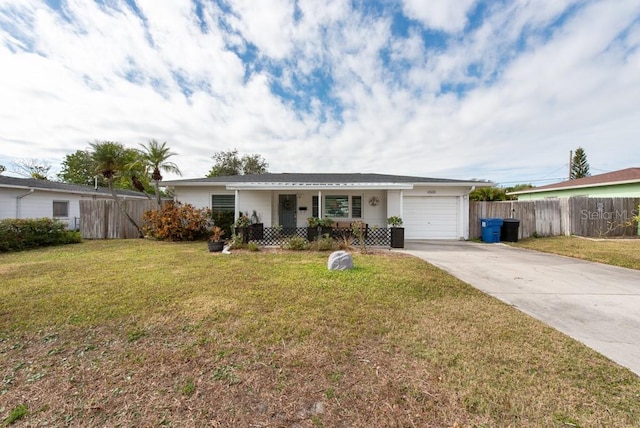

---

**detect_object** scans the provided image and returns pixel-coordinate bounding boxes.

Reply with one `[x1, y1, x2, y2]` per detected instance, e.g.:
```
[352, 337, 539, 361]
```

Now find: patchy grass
[1, 240, 639, 426]
[2, 404, 28, 426]
[511, 235, 640, 270]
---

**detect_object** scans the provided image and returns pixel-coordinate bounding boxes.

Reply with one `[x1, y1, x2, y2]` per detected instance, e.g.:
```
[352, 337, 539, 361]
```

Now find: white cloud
[402, 0, 477, 33]
[0, 0, 639, 184]
[223, 0, 296, 59]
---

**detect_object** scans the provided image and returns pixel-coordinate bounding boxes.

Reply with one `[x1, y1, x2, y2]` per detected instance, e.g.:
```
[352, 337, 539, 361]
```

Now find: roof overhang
[508, 178, 640, 195]
[0, 183, 147, 199]
[226, 182, 414, 190]
[162, 180, 491, 190]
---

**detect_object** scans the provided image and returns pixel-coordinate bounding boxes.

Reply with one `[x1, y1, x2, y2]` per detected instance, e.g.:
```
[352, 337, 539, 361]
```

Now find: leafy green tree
[91, 141, 144, 237]
[0, 164, 5, 174]
[470, 184, 534, 201]
[207, 149, 268, 177]
[138, 140, 182, 206]
[59, 147, 146, 191]
[207, 149, 242, 176]
[58, 149, 102, 186]
[241, 153, 269, 175]
[505, 183, 534, 200]
[469, 187, 507, 201]
[570, 147, 590, 179]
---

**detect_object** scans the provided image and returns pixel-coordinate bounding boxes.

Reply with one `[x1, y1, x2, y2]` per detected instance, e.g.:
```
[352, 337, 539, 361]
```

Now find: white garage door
[403, 196, 459, 239]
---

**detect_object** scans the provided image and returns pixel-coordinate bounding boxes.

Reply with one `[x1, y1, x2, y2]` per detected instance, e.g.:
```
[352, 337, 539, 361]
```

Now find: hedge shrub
[281, 235, 310, 251]
[0, 218, 81, 252]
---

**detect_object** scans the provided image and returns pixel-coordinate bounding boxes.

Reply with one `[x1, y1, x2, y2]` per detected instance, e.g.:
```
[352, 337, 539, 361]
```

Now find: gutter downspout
[16, 189, 35, 218]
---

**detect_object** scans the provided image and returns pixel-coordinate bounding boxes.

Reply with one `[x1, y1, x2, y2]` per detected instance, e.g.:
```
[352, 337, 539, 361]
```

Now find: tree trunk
[154, 180, 162, 207]
[109, 182, 144, 238]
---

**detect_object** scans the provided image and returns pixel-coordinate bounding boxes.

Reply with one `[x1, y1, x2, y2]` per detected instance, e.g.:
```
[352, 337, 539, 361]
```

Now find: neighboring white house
[161, 173, 492, 240]
[0, 176, 148, 229]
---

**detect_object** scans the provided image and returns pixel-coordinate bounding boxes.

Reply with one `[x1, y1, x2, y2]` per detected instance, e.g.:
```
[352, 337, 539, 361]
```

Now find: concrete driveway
[401, 240, 640, 377]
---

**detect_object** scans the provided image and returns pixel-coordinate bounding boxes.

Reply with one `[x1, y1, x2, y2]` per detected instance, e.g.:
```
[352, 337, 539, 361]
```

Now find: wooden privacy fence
[470, 197, 639, 240]
[80, 198, 638, 240]
[80, 199, 156, 239]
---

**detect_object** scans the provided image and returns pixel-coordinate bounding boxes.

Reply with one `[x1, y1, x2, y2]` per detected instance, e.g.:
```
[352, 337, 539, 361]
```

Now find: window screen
[53, 201, 69, 218]
[352, 196, 362, 218]
[312, 196, 319, 217]
[324, 195, 349, 218]
[211, 194, 235, 214]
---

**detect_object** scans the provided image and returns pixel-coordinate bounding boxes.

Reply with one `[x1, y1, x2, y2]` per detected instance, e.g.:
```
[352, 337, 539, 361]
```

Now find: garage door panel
[404, 197, 459, 239]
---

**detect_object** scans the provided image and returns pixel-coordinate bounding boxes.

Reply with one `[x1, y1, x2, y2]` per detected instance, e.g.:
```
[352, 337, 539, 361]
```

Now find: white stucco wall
[287, 190, 387, 228]
[386, 190, 403, 221]
[172, 186, 217, 208]
[238, 191, 272, 225]
[1, 189, 83, 222]
[172, 186, 389, 228]
[0, 189, 104, 229]
[170, 184, 475, 239]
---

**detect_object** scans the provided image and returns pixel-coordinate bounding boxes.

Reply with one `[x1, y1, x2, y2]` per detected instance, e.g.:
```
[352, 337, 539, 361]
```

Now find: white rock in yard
[328, 251, 353, 270]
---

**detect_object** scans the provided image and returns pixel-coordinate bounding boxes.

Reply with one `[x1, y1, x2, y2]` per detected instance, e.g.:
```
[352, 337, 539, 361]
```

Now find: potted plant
[234, 212, 251, 244]
[319, 217, 335, 237]
[248, 210, 264, 241]
[306, 217, 321, 241]
[207, 226, 225, 252]
[212, 210, 234, 242]
[387, 216, 404, 248]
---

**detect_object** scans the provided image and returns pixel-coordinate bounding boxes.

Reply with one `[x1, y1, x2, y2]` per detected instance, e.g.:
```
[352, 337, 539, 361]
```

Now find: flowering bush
[143, 201, 211, 241]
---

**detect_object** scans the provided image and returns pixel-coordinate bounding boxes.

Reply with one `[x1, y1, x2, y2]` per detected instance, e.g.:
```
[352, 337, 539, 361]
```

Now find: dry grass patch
[1, 240, 639, 427]
[511, 235, 640, 270]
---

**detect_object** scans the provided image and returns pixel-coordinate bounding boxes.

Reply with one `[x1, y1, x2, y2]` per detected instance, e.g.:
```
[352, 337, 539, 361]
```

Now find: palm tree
[90, 141, 144, 237]
[139, 140, 182, 206]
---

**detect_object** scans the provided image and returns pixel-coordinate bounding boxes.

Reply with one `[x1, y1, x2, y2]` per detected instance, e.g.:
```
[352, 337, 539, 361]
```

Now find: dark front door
[278, 194, 297, 234]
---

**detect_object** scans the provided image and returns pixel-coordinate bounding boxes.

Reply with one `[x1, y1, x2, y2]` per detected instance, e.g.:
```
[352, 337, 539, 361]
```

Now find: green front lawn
[1, 240, 639, 426]
[511, 235, 640, 270]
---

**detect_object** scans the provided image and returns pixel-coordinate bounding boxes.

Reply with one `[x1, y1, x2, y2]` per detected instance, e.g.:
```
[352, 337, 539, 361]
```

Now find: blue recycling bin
[480, 218, 503, 243]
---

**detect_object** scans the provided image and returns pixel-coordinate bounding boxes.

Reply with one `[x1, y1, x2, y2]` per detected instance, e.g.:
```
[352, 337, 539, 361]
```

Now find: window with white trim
[351, 196, 362, 218]
[211, 194, 235, 215]
[53, 201, 69, 218]
[324, 195, 348, 218]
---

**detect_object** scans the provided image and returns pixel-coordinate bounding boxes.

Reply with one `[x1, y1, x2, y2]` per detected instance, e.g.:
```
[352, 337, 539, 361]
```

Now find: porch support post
[318, 190, 322, 219]
[459, 195, 466, 240]
[399, 190, 404, 219]
[234, 189, 239, 222]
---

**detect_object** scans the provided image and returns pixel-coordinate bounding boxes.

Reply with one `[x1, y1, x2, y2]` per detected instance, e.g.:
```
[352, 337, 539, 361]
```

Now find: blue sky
[1, 0, 639, 186]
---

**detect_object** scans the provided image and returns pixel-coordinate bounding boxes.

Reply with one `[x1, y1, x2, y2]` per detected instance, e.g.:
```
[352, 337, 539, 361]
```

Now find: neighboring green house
[509, 167, 640, 200]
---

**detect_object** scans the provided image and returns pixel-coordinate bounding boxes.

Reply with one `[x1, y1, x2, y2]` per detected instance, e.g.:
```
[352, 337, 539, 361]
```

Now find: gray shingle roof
[0, 175, 147, 198]
[162, 172, 486, 185]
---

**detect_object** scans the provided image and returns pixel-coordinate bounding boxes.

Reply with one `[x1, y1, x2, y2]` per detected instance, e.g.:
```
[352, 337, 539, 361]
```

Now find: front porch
[233, 225, 397, 247]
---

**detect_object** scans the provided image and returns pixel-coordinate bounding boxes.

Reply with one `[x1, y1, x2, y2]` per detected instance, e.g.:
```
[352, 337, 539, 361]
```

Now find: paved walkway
[400, 240, 640, 377]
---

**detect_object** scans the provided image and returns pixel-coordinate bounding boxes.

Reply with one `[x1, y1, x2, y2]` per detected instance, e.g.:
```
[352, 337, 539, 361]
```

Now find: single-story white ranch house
[0, 175, 147, 229]
[161, 173, 492, 240]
